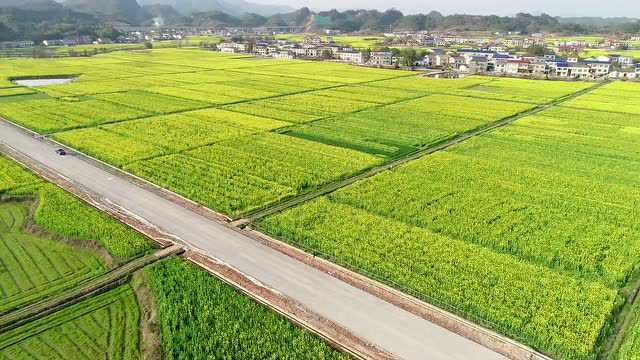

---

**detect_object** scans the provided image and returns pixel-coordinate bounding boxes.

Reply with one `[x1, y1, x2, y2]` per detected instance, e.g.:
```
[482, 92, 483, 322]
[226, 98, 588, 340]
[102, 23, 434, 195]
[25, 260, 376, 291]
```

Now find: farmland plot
[222, 101, 321, 123]
[287, 93, 534, 157]
[232, 61, 406, 83]
[369, 76, 490, 92]
[0, 97, 148, 133]
[0, 285, 140, 360]
[253, 93, 379, 119]
[125, 133, 382, 216]
[563, 82, 640, 114]
[100, 113, 252, 152]
[312, 84, 426, 104]
[260, 95, 640, 358]
[147, 258, 348, 360]
[449, 77, 592, 104]
[96, 90, 208, 114]
[100, 109, 288, 152]
[0, 202, 105, 314]
[53, 128, 167, 167]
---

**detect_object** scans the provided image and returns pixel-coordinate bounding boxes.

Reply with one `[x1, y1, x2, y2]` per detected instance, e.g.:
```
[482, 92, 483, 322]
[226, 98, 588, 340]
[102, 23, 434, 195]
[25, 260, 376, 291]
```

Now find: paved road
[0, 120, 506, 360]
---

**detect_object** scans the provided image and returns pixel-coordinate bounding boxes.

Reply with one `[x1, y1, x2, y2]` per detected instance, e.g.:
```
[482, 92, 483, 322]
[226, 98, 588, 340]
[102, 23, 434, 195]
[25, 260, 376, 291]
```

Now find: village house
[583, 60, 612, 77]
[271, 51, 294, 60]
[368, 51, 394, 66]
[336, 50, 364, 64]
[0, 40, 34, 49]
[428, 49, 448, 67]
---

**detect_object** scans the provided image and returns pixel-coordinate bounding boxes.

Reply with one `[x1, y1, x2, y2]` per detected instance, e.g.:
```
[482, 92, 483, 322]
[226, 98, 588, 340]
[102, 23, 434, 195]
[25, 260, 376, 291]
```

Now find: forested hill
[1, 1, 640, 43]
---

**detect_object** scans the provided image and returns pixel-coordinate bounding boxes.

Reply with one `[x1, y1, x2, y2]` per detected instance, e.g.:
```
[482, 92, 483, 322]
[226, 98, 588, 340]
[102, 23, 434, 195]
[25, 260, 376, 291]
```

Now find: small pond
[13, 77, 77, 87]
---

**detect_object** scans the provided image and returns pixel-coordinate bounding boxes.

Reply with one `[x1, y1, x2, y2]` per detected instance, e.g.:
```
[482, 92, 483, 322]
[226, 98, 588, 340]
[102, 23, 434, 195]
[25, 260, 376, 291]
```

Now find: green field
[0, 201, 105, 314]
[2, 48, 640, 359]
[0, 49, 586, 217]
[259, 81, 640, 360]
[0, 285, 140, 360]
[615, 300, 640, 359]
[1, 147, 350, 359]
[1, 155, 151, 259]
[146, 258, 348, 359]
[0, 153, 151, 313]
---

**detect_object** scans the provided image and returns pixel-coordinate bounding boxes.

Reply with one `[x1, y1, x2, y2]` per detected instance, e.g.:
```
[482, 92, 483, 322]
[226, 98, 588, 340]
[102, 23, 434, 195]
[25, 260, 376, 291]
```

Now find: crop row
[0, 97, 148, 133]
[258, 88, 640, 359]
[0, 285, 140, 359]
[146, 258, 348, 359]
[1, 155, 151, 259]
[124, 133, 382, 216]
[286, 93, 532, 158]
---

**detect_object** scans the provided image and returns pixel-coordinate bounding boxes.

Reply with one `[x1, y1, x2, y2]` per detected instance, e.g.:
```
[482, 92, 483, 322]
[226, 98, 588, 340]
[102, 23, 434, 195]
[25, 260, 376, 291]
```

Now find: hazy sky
[253, 0, 640, 17]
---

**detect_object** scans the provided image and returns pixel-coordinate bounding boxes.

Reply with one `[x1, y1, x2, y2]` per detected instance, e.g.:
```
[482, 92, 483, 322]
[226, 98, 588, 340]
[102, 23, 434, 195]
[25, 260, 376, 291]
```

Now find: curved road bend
[0, 120, 505, 360]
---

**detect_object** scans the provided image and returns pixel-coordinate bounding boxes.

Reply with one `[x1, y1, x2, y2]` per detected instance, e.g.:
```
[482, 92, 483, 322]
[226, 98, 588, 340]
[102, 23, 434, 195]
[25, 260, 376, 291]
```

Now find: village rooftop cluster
[218, 33, 640, 80]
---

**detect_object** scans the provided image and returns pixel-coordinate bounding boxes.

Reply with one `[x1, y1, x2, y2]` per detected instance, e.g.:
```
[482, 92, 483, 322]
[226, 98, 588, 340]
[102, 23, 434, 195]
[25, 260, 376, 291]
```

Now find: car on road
[55, 148, 67, 156]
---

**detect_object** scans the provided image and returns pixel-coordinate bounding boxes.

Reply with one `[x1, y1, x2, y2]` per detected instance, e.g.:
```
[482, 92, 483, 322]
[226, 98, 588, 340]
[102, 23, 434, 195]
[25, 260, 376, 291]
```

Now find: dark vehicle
[55, 148, 67, 156]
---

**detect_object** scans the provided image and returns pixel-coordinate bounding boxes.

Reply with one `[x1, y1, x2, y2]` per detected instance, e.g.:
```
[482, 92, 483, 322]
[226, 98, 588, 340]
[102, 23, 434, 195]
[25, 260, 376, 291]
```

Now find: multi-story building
[369, 51, 394, 66]
[0, 40, 34, 49]
[336, 50, 364, 64]
[583, 60, 612, 77]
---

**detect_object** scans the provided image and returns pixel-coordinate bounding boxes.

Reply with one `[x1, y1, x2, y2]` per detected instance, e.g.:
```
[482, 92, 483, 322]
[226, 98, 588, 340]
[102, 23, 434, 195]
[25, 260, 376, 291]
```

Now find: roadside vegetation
[146, 258, 349, 359]
[614, 299, 640, 359]
[0, 155, 152, 260]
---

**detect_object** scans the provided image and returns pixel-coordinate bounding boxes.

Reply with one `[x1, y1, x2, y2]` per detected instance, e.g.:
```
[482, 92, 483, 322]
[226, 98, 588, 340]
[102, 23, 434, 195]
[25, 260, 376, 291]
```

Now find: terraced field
[0, 153, 153, 314]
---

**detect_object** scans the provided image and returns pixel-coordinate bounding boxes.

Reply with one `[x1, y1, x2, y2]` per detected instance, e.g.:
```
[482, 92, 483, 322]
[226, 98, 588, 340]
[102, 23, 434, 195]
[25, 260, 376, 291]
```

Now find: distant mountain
[62, 0, 141, 23]
[0, 5, 100, 42]
[140, 3, 184, 26]
[558, 17, 639, 26]
[0, 0, 61, 11]
[137, 0, 293, 17]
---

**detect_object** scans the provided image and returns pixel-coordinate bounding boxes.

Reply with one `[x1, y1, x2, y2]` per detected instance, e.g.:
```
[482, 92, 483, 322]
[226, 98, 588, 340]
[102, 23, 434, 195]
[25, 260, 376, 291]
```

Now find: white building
[369, 51, 394, 66]
[272, 51, 294, 60]
[583, 61, 612, 77]
[618, 57, 634, 66]
[336, 51, 364, 64]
